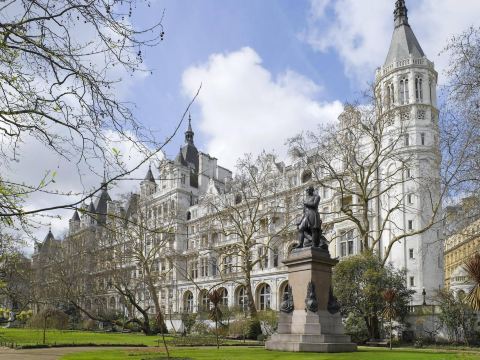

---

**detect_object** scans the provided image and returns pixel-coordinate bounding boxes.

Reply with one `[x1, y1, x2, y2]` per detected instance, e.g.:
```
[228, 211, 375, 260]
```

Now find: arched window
[415, 76, 423, 102]
[218, 287, 228, 306]
[186, 211, 191, 221]
[200, 290, 209, 311]
[301, 170, 312, 183]
[387, 82, 395, 107]
[257, 283, 271, 310]
[399, 77, 409, 105]
[237, 286, 248, 311]
[184, 291, 194, 313]
[279, 281, 290, 301]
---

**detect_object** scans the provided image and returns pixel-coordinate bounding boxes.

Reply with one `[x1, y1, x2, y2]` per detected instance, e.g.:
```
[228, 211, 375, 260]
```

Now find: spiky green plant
[381, 288, 397, 350]
[208, 289, 224, 349]
[464, 253, 480, 311]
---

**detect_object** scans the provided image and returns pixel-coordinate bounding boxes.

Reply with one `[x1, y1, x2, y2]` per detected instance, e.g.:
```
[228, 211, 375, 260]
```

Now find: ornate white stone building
[35, 0, 444, 322]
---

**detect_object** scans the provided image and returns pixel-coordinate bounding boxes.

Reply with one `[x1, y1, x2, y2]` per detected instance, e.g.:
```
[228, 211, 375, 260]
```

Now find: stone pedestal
[265, 247, 356, 352]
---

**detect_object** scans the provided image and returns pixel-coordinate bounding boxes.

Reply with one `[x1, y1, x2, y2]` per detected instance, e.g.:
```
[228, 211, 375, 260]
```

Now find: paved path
[0, 346, 141, 360]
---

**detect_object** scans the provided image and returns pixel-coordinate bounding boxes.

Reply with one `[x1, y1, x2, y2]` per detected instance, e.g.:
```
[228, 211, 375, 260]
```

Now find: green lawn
[60, 346, 480, 360]
[0, 328, 171, 347]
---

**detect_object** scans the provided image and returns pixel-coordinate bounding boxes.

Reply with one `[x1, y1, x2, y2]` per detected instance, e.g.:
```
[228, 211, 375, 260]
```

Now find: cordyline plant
[464, 253, 480, 311]
[381, 288, 398, 350]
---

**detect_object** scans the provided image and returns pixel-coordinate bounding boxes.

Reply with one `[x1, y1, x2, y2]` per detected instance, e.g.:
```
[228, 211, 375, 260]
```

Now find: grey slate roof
[175, 115, 199, 171]
[144, 166, 156, 183]
[94, 185, 111, 224]
[43, 229, 55, 244]
[71, 210, 80, 221]
[384, 0, 425, 66]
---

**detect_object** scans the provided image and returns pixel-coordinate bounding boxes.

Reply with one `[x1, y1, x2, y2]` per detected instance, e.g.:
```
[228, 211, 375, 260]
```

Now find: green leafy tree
[436, 289, 476, 345]
[332, 253, 414, 340]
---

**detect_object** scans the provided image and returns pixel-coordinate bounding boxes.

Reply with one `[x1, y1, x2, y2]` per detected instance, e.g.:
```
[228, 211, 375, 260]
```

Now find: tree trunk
[245, 277, 257, 318]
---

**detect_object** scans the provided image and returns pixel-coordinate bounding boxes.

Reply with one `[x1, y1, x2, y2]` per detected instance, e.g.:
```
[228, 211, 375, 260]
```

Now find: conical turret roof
[384, 0, 425, 66]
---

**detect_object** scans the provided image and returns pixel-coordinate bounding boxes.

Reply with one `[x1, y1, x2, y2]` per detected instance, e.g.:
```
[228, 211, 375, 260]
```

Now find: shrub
[246, 319, 262, 340]
[344, 312, 369, 344]
[82, 319, 97, 331]
[27, 309, 69, 330]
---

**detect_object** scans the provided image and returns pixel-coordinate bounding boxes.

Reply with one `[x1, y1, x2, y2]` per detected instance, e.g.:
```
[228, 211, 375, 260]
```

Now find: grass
[0, 328, 259, 348]
[60, 346, 480, 360]
[0, 328, 172, 347]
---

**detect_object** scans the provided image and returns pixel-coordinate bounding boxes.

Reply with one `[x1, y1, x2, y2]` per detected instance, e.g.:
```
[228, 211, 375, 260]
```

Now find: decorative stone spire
[71, 209, 80, 221]
[101, 170, 107, 190]
[185, 113, 194, 145]
[144, 164, 156, 183]
[394, 0, 408, 27]
[384, 0, 424, 66]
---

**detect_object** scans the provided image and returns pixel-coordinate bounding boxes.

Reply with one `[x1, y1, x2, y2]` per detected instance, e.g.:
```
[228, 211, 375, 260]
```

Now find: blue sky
[127, 0, 351, 161]
[121, 0, 480, 169]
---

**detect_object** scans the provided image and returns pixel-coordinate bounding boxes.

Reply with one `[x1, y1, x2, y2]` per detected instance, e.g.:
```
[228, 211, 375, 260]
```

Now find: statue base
[265, 247, 356, 353]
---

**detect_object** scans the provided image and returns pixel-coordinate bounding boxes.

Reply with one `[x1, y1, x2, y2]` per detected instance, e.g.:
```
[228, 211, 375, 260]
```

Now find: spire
[394, 0, 408, 27]
[101, 169, 107, 190]
[144, 164, 156, 183]
[88, 200, 96, 214]
[185, 113, 194, 145]
[71, 209, 80, 221]
[384, 0, 424, 66]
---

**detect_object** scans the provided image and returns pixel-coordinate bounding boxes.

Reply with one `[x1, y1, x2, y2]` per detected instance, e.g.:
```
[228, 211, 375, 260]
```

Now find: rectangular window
[340, 242, 347, 257]
[404, 134, 410, 146]
[273, 248, 279, 267]
[407, 194, 413, 204]
[409, 248, 414, 259]
[409, 276, 415, 287]
[408, 220, 413, 231]
[421, 133, 425, 145]
[340, 230, 354, 257]
[406, 168, 412, 178]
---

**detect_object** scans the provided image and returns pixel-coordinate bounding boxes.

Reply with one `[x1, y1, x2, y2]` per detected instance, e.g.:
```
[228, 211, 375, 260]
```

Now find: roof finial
[185, 113, 194, 144]
[394, 0, 408, 27]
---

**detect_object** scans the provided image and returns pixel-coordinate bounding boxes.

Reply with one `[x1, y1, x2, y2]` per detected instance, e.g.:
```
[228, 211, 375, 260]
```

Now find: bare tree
[0, 0, 168, 225]
[288, 100, 444, 265]
[202, 152, 294, 318]
[441, 26, 480, 229]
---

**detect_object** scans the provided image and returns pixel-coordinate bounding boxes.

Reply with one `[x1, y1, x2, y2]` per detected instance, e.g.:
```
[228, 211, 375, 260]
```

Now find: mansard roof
[384, 0, 425, 66]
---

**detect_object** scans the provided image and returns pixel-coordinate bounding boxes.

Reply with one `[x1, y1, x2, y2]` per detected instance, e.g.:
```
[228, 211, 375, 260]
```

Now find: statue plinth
[265, 247, 357, 353]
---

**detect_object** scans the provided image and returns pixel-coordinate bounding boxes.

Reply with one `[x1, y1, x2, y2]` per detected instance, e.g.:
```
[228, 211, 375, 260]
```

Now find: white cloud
[4, 129, 160, 250]
[181, 47, 343, 171]
[303, 0, 480, 86]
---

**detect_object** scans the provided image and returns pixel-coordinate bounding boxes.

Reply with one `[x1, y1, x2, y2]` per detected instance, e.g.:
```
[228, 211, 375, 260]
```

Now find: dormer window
[399, 77, 409, 105]
[415, 75, 423, 102]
